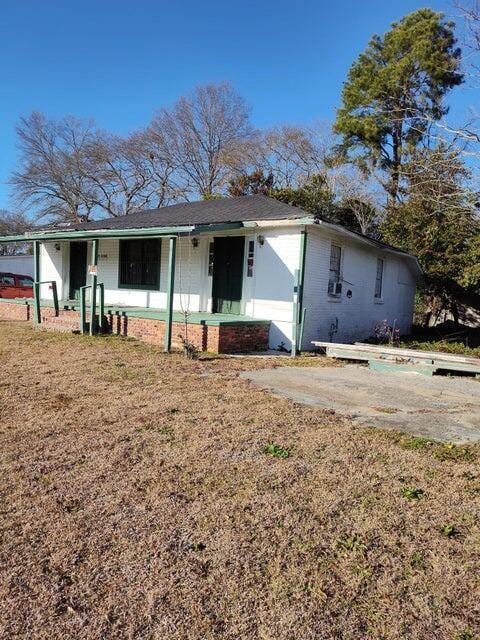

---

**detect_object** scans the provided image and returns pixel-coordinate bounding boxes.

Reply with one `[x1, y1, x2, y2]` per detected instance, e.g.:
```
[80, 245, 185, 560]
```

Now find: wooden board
[312, 340, 480, 376]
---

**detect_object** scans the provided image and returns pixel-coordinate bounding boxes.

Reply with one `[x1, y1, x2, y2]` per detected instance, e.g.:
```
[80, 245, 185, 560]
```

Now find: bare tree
[0, 210, 31, 255]
[151, 83, 254, 198]
[250, 124, 331, 189]
[10, 112, 96, 223]
[82, 130, 179, 216]
[335, 166, 382, 236]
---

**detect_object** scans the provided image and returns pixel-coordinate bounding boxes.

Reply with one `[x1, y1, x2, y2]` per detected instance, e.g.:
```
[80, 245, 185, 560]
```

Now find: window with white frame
[328, 244, 342, 295]
[375, 258, 384, 299]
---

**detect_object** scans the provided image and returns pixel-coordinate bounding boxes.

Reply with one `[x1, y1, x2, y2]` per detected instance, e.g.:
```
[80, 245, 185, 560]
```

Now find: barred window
[375, 258, 384, 299]
[119, 239, 161, 290]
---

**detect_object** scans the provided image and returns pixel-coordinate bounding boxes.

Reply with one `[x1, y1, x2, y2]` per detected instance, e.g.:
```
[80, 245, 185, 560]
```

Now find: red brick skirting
[0, 300, 270, 353]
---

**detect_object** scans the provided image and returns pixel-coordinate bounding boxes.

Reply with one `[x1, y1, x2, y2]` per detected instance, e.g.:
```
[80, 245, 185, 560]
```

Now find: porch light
[54, 243, 61, 251]
[191, 237, 199, 248]
[257, 235, 265, 246]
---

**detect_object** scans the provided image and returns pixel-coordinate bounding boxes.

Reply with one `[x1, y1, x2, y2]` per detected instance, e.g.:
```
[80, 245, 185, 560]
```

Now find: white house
[0, 195, 421, 353]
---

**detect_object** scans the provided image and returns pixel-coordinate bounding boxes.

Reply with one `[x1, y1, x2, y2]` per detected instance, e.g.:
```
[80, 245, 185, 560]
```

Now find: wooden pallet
[312, 341, 480, 377]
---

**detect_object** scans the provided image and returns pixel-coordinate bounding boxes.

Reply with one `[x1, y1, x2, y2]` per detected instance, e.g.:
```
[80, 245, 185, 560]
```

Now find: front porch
[0, 297, 271, 353]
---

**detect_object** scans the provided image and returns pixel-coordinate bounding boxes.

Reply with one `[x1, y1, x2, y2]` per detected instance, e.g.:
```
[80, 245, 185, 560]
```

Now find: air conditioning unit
[328, 281, 342, 296]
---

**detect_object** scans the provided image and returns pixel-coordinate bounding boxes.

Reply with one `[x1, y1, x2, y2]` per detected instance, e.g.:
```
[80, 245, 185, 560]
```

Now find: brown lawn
[0, 320, 479, 640]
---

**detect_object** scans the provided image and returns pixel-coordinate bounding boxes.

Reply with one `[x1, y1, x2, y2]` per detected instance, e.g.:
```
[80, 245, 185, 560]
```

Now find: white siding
[97, 237, 208, 312]
[0, 255, 34, 276]
[302, 227, 416, 348]
[94, 230, 301, 350]
[245, 228, 301, 349]
[37, 225, 417, 352]
[40, 242, 67, 299]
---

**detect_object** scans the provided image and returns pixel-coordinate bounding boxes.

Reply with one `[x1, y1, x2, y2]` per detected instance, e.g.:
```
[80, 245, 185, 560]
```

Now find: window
[247, 240, 255, 277]
[328, 244, 342, 295]
[119, 239, 161, 290]
[0, 275, 15, 286]
[18, 276, 34, 286]
[375, 258, 384, 299]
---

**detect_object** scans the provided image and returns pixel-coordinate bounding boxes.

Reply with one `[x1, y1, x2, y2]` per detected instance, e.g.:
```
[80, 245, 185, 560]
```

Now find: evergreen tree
[334, 9, 463, 202]
[381, 147, 479, 318]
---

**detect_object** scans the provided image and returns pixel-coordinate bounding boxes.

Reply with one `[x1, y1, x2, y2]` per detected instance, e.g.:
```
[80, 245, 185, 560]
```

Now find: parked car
[0, 272, 34, 299]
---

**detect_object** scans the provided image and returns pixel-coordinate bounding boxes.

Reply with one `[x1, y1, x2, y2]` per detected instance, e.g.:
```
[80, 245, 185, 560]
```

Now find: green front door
[69, 242, 87, 300]
[212, 236, 245, 314]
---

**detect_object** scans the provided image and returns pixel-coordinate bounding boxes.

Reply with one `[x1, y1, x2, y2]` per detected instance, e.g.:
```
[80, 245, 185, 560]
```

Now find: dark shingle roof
[54, 195, 310, 231]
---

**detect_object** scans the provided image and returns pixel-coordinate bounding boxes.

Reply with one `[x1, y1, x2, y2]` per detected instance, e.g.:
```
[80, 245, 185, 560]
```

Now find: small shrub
[455, 631, 477, 640]
[433, 444, 476, 462]
[179, 335, 200, 359]
[411, 551, 426, 570]
[441, 524, 460, 538]
[401, 436, 434, 451]
[263, 443, 290, 459]
[401, 487, 425, 500]
[373, 319, 400, 345]
[373, 406, 399, 414]
[352, 563, 372, 579]
[336, 534, 365, 554]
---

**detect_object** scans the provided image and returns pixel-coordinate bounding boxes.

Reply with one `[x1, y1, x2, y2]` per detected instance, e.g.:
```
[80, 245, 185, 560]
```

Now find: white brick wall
[244, 228, 301, 350]
[40, 242, 67, 299]
[302, 227, 416, 348]
[38, 224, 416, 352]
[0, 255, 34, 276]
[97, 237, 207, 312]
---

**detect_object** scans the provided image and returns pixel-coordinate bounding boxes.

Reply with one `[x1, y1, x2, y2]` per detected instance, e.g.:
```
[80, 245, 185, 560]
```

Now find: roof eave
[0, 225, 197, 243]
[310, 219, 423, 278]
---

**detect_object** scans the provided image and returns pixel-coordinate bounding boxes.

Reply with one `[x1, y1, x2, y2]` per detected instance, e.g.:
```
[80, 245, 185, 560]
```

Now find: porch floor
[5, 297, 270, 327]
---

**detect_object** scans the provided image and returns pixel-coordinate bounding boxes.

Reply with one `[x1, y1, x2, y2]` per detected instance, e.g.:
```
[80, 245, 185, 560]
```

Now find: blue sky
[0, 0, 474, 210]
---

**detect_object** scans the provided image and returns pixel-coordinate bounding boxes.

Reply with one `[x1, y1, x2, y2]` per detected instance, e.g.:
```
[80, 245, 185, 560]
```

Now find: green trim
[164, 236, 177, 352]
[89, 239, 99, 336]
[33, 241, 41, 324]
[292, 229, 308, 356]
[80, 285, 89, 334]
[0, 296, 271, 327]
[0, 297, 31, 305]
[0, 225, 195, 243]
[0, 218, 315, 244]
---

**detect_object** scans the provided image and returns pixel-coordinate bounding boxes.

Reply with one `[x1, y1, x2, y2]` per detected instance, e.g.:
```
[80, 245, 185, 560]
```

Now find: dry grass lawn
[0, 320, 479, 640]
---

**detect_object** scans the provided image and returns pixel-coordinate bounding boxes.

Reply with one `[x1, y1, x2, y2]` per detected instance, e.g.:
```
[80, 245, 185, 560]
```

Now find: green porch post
[164, 236, 177, 352]
[291, 229, 308, 357]
[89, 239, 99, 336]
[33, 240, 41, 324]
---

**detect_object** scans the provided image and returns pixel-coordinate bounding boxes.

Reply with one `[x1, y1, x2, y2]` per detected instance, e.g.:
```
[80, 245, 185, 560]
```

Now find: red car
[0, 273, 34, 299]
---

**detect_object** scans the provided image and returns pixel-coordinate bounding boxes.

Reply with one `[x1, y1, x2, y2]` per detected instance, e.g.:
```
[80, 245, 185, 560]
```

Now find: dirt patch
[0, 322, 479, 640]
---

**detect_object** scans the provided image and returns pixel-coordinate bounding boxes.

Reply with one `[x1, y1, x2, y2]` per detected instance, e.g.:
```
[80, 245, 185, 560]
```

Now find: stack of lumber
[311, 341, 480, 377]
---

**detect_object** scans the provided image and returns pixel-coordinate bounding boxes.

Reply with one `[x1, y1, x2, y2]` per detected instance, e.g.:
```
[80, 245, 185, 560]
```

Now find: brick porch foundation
[0, 300, 270, 353]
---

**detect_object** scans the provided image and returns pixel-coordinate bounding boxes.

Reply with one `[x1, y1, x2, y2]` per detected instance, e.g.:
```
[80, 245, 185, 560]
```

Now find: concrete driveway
[242, 364, 480, 444]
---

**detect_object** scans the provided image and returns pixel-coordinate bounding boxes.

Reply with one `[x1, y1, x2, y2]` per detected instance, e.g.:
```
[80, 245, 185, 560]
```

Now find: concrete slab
[241, 365, 480, 444]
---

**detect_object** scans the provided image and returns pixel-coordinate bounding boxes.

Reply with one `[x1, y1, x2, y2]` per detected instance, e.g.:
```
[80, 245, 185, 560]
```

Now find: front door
[69, 242, 87, 300]
[212, 236, 245, 314]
